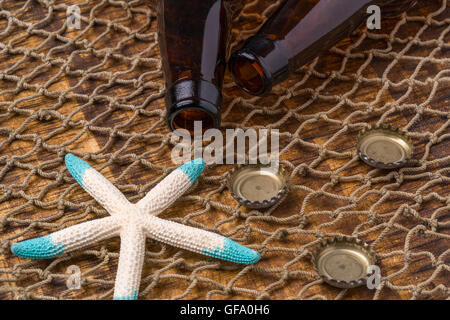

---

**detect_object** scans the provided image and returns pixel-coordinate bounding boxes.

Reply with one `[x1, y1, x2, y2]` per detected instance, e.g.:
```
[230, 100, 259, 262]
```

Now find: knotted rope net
[0, 0, 448, 300]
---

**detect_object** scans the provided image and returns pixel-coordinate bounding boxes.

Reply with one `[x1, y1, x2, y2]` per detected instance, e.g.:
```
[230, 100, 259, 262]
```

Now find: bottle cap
[227, 163, 288, 209]
[356, 124, 413, 169]
[312, 236, 377, 288]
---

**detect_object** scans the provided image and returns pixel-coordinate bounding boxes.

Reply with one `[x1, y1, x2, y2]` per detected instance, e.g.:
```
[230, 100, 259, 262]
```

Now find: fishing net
[0, 0, 448, 300]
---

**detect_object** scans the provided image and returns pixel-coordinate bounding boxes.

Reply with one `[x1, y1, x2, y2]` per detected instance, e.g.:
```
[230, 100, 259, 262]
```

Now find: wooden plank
[0, 0, 448, 300]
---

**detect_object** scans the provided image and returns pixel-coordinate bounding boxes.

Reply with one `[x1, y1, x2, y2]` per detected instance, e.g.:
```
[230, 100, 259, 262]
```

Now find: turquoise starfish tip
[203, 238, 260, 264]
[65, 153, 92, 187]
[11, 236, 64, 259]
[113, 291, 138, 300]
[177, 158, 205, 183]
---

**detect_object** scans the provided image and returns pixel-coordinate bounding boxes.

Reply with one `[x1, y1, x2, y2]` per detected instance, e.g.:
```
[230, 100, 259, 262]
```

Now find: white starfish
[11, 154, 260, 300]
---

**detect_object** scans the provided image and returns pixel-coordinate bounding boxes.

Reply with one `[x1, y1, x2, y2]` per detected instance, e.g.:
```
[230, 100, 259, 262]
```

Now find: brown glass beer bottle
[229, 0, 417, 96]
[158, 0, 242, 134]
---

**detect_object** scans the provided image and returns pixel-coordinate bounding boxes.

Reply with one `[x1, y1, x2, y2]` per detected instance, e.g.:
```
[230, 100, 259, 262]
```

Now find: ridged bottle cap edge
[312, 236, 378, 288]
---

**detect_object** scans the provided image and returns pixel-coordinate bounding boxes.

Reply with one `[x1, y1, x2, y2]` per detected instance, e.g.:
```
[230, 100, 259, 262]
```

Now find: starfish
[11, 154, 260, 300]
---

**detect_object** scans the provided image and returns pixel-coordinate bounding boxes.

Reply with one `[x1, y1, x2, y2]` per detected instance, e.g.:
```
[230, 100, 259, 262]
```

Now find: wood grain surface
[0, 0, 448, 300]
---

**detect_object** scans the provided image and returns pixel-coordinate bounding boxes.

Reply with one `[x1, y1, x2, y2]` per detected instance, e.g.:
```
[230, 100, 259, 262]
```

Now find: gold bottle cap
[227, 163, 288, 209]
[312, 236, 377, 288]
[356, 124, 413, 169]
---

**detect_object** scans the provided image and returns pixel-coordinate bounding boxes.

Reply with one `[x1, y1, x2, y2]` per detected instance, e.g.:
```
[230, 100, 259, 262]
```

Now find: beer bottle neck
[229, 35, 289, 96]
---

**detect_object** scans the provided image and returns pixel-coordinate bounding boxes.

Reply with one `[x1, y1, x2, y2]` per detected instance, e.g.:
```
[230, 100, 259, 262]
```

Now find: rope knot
[402, 206, 413, 218]
[330, 174, 340, 185]
[429, 135, 438, 144]
[277, 229, 288, 239]
[15, 291, 31, 300]
[414, 195, 423, 205]
[36, 109, 52, 121]
[298, 166, 307, 177]
[318, 147, 327, 158]
[362, 176, 371, 185]
[393, 172, 403, 184]
[298, 216, 308, 228]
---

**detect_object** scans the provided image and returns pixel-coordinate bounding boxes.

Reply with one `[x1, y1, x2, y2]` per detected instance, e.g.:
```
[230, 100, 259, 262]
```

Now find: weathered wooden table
[0, 0, 448, 300]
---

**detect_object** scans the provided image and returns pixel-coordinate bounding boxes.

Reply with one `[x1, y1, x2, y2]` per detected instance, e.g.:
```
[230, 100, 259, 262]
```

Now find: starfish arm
[11, 217, 120, 259]
[113, 227, 146, 300]
[65, 154, 132, 216]
[136, 159, 205, 216]
[142, 215, 260, 264]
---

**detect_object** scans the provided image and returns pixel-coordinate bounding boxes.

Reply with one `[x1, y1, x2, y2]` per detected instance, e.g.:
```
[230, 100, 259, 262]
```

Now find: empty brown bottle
[158, 0, 243, 134]
[229, 0, 417, 96]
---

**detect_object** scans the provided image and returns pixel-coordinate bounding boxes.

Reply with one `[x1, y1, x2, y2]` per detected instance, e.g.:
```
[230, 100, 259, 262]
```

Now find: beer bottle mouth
[229, 36, 289, 96]
[229, 52, 268, 96]
[165, 79, 222, 135]
[170, 106, 216, 135]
